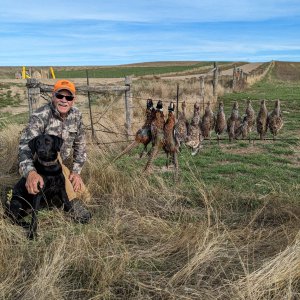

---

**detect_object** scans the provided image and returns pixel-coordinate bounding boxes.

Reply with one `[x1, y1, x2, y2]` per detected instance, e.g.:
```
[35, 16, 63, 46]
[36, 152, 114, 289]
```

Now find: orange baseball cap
[53, 79, 76, 95]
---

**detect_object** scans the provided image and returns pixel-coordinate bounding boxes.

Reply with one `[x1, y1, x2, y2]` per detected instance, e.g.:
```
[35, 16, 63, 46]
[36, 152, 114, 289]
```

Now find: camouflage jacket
[19, 102, 86, 177]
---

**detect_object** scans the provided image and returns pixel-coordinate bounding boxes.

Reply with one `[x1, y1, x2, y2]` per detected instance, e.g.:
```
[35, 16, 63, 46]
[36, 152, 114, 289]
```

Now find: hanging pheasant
[113, 98, 155, 162]
[163, 102, 179, 179]
[186, 102, 203, 155]
[235, 99, 255, 142]
[174, 100, 189, 148]
[201, 101, 215, 143]
[144, 100, 165, 173]
[268, 99, 283, 140]
[256, 99, 268, 140]
[214, 101, 226, 144]
[227, 101, 241, 142]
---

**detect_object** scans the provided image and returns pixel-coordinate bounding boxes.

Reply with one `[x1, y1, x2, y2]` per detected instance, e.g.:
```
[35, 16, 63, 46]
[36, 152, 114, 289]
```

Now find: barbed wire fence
[26, 76, 135, 149]
[25, 62, 297, 150]
[26, 74, 226, 144]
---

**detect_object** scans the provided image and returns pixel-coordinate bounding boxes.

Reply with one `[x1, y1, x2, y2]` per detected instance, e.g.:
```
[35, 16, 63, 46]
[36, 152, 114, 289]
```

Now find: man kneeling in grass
[17, 79, 91, 223]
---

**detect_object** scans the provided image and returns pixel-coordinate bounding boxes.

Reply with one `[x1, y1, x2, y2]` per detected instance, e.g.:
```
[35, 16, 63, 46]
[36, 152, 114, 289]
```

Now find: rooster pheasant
[144, 101, 179, 179]
[268, 99, 283, 140]
[256, 99, 268, 140]
[235, 99, 255, 142]
[163, 102, 179, 178]
[227, 101, 241, 142]
[144, 100, 165, 173]
[214, 101, 226, 144]
[186, 102, 203, 155]
[113, 99, 155, 162]
[174, 100, 189, 148]
[201, 101, 215, 143]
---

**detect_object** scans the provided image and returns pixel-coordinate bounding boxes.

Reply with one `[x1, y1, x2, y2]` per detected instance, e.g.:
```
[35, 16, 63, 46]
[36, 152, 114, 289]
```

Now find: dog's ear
[28, 136, 38, 155]
[50, 135, 64, 152]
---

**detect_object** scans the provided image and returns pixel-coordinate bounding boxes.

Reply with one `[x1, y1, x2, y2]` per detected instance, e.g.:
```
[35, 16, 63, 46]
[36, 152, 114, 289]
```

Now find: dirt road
[162, 62, 264, 80]
[220, 62, 263, 76]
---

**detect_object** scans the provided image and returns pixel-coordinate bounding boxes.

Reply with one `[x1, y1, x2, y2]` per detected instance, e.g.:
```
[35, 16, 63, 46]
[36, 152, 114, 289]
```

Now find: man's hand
[26, 170, 44, 195]
[69, 173, 83, 192]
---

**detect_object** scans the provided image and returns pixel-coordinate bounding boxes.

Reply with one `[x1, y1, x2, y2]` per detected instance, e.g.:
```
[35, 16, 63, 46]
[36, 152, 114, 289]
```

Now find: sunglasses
[55, 93, 74, 101]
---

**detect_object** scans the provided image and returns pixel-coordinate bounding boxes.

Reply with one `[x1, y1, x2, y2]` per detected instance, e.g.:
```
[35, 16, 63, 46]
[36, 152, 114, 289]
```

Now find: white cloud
[1, 0, 300, 23]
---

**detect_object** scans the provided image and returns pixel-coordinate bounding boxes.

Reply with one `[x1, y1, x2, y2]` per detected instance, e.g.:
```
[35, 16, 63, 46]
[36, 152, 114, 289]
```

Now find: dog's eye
[45, 140, 51, 145]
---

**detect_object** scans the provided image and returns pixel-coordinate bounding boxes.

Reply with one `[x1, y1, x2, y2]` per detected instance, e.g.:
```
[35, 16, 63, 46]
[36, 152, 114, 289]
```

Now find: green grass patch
[0, 90, 22, 108]
[0, 112, 29, 129]
[115, 140, 299, 205]
[55, 62, 214, 78]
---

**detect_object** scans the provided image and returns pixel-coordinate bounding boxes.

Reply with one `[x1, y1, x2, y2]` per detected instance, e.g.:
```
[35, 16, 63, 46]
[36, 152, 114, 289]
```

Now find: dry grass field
[0, 61, 299, 299]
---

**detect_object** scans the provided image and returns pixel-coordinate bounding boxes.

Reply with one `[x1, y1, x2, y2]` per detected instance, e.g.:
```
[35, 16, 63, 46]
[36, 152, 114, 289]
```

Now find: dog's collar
[37, 158, 58, 167]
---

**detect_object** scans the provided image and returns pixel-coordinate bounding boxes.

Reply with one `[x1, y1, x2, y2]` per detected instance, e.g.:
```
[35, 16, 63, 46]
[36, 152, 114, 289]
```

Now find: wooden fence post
[232, 65, 237, 90]
[199, 76, 205, 113]
[26, 78, 40, 116]
[176, 83, 179, 119]
[86, 70, 95, 140]
[124, 76, 132, 138]
[213, 62, 219, 99]
[240, 69, 244, 79]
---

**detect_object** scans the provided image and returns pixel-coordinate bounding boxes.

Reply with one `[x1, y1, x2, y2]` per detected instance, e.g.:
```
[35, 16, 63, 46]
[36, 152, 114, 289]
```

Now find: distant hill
[272, 61, 300, 81]
[3, 61, 299, 80]
[0, 61, 234, 79]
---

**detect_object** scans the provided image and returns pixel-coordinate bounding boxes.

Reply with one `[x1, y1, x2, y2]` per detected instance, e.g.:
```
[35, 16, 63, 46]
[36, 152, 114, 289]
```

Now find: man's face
[52, 89, 75, 117]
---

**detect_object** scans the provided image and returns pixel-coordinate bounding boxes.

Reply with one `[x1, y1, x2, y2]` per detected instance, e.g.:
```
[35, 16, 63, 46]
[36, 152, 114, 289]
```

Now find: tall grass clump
[233, 235, 300, 299]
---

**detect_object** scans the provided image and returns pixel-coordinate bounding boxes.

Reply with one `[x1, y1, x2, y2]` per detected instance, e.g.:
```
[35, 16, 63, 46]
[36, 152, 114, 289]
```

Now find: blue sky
[1, 0, 300, 66]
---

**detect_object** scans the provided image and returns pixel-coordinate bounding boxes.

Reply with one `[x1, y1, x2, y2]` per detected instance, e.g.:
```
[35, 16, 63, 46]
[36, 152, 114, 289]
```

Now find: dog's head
[28, 134, 63, 162]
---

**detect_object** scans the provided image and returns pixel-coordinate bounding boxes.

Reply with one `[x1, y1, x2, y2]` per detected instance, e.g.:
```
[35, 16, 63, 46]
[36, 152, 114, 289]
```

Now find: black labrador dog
[6, 134, 72, 239]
